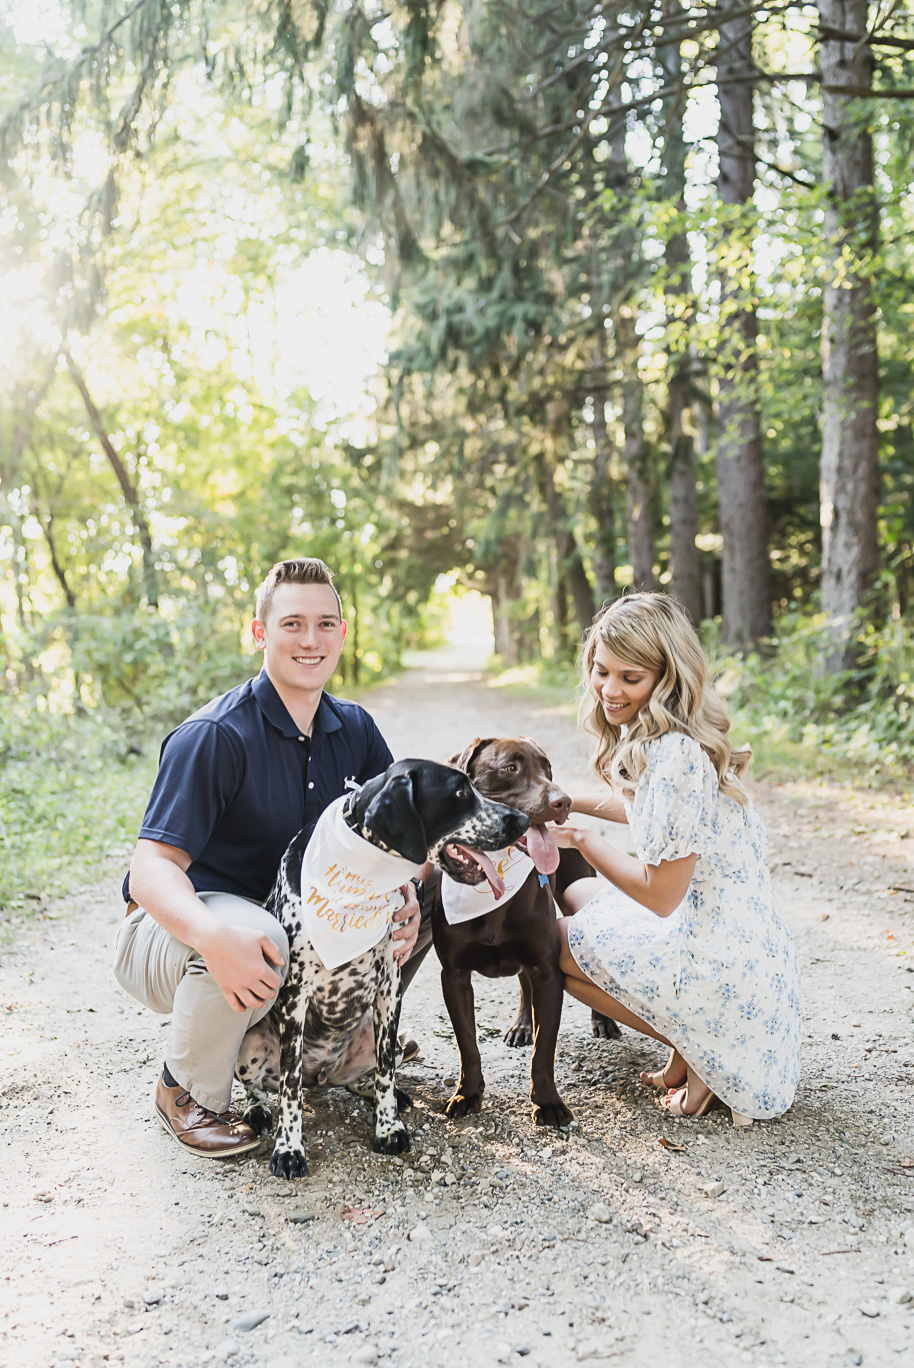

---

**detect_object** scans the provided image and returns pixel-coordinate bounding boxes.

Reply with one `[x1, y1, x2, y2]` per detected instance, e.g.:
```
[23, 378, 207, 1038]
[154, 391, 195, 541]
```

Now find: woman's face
[590, 638, 659, 727]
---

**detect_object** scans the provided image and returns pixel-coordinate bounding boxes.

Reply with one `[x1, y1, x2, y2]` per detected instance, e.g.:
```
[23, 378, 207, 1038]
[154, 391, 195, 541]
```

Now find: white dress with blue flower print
[567, 731, 800, 1119]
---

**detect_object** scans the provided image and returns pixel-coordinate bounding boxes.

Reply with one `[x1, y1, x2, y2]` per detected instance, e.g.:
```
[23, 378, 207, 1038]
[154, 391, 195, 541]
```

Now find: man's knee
[263, 916, 290, 983]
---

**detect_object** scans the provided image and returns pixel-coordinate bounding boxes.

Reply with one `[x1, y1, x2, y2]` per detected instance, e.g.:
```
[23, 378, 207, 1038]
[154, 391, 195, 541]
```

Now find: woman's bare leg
[640, 1048, 688, 1091]
[557, 920, 671, 1046]
[558, 923, 735, 1120]
[556, 876, 603, 916]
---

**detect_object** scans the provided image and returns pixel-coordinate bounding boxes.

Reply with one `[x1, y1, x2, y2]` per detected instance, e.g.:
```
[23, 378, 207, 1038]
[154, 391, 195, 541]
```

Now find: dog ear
[449, 737, 495, 775]
[363, 771, 428, 864]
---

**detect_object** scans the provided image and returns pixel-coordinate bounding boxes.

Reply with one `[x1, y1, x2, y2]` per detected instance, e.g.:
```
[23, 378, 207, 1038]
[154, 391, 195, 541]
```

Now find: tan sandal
[661, 1086, 755, 1127]
[660, 1085, 718, 1118]
[639, 1049, 687, 1093]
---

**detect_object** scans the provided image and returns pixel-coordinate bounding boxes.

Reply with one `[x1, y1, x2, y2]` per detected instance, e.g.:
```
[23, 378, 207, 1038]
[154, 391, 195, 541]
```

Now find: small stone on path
[234, 1310, 271, 1332]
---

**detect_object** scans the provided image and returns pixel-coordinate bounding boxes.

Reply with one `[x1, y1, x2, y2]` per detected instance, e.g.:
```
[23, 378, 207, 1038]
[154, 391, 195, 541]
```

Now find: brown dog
[431, 736, 576, 1127]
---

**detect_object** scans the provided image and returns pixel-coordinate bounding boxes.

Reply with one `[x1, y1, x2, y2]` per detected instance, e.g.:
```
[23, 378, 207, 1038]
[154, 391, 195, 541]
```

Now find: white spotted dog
[245, 758, 529, 1179]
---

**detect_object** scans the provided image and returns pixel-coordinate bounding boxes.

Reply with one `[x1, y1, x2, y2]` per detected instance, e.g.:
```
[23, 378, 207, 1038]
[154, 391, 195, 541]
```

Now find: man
[114, 558, 429, 1158]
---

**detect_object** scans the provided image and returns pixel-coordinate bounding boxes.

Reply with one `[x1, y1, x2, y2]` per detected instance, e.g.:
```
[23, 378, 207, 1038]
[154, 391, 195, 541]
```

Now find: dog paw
[532, 1098, 574, 1128]
[590, 1010, 622, 1041]
[444, 1090, 483, 1118]
[374, 1123, 411, 1156]
[503, 1022, 533, 1048]
[395, 1087, 413, 1112]
[242, 1104, 273, 1136]
[269, 1145, 309, 1179]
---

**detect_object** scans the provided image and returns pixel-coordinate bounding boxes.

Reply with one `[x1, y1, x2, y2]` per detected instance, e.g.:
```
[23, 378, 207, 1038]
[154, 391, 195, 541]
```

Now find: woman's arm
[550, 822, 696, 917]
[570, 793, 628, 823]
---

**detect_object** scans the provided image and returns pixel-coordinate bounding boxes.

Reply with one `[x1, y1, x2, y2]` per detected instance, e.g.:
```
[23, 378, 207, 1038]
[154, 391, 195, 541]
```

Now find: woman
[553, 593, 800, 1124]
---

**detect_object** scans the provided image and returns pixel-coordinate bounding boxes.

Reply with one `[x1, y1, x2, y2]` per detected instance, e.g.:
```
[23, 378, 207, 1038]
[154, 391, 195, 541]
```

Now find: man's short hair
[255, 558, 343, 623]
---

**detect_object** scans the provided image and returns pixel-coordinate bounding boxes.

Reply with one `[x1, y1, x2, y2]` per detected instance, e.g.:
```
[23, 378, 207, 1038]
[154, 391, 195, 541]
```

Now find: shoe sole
[154, 1105, 263, 1159]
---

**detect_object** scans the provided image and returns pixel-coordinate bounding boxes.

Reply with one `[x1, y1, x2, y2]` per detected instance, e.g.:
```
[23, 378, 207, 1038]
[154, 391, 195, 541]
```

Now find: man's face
[252, 582, 347, 696]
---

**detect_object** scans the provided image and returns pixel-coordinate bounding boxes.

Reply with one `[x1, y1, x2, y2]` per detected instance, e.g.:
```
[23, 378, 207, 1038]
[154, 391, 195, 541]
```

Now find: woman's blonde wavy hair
[579, 592, 751, 804]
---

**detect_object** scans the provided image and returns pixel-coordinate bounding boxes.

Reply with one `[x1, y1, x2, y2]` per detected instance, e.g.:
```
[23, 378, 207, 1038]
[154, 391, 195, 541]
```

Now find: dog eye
[503, 763, 517, 773]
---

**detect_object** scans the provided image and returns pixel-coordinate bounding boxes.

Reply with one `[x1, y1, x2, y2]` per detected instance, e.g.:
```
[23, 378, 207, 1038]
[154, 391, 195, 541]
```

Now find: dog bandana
[301, 795, 421, 970]
[441, 844, 536, 925]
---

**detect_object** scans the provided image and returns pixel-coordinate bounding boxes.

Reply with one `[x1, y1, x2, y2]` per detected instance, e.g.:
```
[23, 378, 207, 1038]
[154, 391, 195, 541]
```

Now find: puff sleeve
[625, 733, 718, 865]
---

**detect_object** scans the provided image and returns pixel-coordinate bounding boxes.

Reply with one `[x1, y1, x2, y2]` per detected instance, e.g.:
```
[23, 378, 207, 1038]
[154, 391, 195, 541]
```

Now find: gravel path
[2, 647, 914, 1368]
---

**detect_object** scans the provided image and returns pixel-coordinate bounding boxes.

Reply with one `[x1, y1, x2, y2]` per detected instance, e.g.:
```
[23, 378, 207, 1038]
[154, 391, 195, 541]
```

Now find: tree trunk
[658, 0, 702, 623]
[64, 349, 161, 610]
[715, 5, 772, 649]
[668, 409, 702, 624]
[487, 534, 523, 666]
[606, 85, 654, 594]
[817, 0, 880, 670]
[535, 450, 595, 640]
[40, 514, 77, 609]
[590, 380, 616, 604]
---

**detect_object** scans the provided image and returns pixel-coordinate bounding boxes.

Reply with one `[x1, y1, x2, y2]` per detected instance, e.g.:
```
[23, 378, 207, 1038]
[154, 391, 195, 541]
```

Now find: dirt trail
[2, 648, 914, 1368]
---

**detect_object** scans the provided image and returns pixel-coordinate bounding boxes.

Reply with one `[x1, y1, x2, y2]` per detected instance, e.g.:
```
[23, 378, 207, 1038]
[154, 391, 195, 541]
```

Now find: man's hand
[197, 923, 285, 1013]
[391, 880, 421, 964]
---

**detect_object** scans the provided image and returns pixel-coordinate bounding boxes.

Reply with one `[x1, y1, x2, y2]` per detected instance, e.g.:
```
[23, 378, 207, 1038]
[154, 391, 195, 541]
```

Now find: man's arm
[130, 840, 284, 1013]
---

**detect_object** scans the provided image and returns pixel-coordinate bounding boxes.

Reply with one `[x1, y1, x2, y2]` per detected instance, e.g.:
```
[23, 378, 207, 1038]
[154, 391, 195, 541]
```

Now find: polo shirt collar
[252, 670, 343, 737]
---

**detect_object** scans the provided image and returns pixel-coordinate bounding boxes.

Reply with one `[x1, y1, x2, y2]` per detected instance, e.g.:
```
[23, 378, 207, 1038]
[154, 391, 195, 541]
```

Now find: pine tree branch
[0, 0, 180, 157]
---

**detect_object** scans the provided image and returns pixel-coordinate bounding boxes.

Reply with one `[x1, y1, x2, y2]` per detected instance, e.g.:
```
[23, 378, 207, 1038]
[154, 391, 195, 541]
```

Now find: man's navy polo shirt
[131, 672, 393, 904]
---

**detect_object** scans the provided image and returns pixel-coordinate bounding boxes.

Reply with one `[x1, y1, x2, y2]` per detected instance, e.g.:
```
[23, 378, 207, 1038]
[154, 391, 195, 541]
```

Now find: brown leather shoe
[154, 1077, 261, 1158]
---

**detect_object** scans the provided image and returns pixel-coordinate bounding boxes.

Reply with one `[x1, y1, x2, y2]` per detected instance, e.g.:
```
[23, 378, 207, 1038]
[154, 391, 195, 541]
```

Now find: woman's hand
[548, 821, 593, 850]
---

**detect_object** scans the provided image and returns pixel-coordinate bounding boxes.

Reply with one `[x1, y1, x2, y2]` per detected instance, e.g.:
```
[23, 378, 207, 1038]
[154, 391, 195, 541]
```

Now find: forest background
[0, 0, 912, 921]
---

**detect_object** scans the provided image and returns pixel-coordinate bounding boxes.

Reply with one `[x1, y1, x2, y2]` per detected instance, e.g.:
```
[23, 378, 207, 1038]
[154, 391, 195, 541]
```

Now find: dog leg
[528, 965, 574, 1128]
[372, 955, 411, 1155]
[504, 969, 535, 1047]
[347, 1070, 413, 1113]
[236, 1017, 280, 1134]
[270, 953, 313, 1179]
[591, 1009, 622, 1041]
[441, 969, 485, 1117]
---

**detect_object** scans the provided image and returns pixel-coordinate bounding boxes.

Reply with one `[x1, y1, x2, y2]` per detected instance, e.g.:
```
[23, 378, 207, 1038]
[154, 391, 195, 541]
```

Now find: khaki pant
[113, 893, 290, 1114]
[113, 881, 435, 1115]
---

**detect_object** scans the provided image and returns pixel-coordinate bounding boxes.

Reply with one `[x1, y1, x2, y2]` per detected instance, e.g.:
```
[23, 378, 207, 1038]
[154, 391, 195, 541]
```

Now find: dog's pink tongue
[525, 823, 560, 875]
[465, 848, 506, 899]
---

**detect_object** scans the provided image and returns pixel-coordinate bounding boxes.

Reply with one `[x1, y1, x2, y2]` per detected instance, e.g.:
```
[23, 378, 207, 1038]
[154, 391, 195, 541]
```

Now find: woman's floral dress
[567, 732, 801, 1118]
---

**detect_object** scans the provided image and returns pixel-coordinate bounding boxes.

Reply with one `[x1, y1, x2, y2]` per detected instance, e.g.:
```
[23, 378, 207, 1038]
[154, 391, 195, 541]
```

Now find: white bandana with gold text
[300, 795, 421, 970]
[441, 844, 537, 925]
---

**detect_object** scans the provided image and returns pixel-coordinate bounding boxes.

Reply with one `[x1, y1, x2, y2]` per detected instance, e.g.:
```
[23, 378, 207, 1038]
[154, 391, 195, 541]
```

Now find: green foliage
[0, 698, 155, 926]
[708, 609, 914, 782]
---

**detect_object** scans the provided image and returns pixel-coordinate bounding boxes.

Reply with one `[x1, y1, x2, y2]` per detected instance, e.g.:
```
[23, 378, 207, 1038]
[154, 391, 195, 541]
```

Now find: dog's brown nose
[549, 791, 572, 817]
